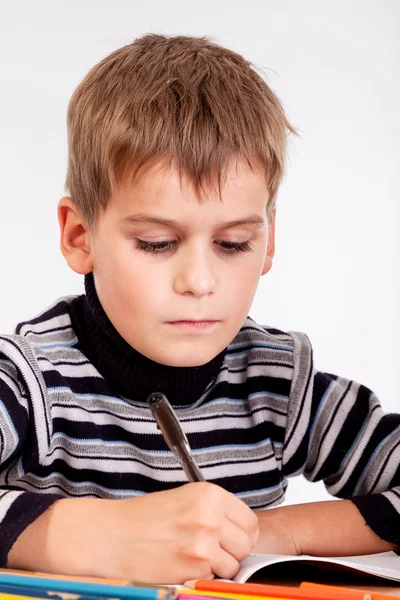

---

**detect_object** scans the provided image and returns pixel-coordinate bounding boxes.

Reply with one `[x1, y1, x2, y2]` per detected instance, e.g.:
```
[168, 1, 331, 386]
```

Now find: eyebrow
[119, 213, 266, 230]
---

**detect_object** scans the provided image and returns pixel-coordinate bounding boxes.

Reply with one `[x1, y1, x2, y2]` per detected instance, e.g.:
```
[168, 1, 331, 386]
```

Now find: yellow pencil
[0, 595, 72, 600]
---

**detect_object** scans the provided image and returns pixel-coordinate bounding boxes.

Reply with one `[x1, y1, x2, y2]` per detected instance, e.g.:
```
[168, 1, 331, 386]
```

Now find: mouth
[166, 320, 219, 330]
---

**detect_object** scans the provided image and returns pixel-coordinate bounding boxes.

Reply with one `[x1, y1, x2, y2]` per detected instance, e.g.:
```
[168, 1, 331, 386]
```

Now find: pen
[147, 392, 205, 482]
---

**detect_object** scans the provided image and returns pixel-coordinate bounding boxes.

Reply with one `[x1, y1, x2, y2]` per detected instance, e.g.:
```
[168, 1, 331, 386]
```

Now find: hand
[9, 482, 259, 584]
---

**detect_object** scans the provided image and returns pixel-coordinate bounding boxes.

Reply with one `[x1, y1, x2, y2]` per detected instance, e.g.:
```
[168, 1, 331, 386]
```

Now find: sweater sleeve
[283, 331, 400, 545]
[0, 340, 62, 567]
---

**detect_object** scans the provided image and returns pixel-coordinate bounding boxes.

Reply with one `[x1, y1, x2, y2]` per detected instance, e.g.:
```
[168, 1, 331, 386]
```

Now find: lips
[165, 320, 219, 330]
[167, 320, 217, 323]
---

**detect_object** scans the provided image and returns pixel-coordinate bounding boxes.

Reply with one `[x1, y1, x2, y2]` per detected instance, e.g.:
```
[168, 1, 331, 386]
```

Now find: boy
[0, 34, 399, 584]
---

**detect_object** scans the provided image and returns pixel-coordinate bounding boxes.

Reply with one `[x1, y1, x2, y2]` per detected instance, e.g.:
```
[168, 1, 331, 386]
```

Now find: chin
[158, 349, 219, 368]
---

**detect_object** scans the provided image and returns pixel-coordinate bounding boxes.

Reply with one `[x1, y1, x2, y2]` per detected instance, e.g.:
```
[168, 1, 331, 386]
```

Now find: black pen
[147, 392, 205, 482]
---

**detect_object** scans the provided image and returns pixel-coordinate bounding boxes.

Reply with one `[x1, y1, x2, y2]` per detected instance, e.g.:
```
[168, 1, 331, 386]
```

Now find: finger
[224, 494, 259, 545]
[219, 517, 256, 563]
[209, 545, 240, 581]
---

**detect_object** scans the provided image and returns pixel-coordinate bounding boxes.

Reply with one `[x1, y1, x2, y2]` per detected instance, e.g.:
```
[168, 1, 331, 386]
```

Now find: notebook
[232, 551, 400, 584]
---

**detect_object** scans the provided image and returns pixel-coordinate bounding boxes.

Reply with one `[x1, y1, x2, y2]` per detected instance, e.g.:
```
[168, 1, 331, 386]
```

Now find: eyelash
[135, 239, 253, 255]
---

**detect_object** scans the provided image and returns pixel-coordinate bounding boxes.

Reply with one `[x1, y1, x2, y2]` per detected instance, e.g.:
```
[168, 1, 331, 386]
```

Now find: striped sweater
[0, 276, 399, 565]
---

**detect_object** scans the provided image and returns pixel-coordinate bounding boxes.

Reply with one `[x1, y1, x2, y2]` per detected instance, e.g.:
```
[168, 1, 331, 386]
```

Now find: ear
[261, 209, 276, 276]
[57, 197, 94, 275]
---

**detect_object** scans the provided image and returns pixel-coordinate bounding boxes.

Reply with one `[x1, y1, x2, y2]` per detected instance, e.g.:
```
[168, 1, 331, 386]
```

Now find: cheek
[225, 260, 262, 311]
[231, 258, 262, 288]
[106, 248, 169, 311]
[97, 238, 141, 281]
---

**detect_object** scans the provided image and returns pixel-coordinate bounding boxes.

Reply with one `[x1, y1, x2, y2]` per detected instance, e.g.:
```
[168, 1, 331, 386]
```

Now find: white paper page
[234, 551, 400, 583]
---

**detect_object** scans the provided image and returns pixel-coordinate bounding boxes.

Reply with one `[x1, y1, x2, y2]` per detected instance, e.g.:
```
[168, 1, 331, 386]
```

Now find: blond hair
[66, 34, 295, 230]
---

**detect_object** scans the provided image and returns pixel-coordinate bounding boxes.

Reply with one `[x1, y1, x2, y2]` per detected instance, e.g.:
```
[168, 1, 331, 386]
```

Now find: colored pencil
[0, 572, 175, 600]
[0, 570, 176, 597]
[178, 594, 298, 600]
[0, 568, 129, 586]
[0, 593, 53, 600]
[300, 581, 395, 600]
[0, 580, 175, 600]
[178, 590, 299, 600]
[0, 584, 108, 600]
[183, 579, 372, 600]
[0, 581, 102, 600]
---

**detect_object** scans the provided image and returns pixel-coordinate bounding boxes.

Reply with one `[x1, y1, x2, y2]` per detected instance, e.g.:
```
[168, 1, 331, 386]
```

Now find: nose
[173, 242, 217, 297]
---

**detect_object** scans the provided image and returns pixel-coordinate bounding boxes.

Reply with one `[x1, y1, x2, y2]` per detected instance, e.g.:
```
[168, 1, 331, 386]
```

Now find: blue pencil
[0, 582, 106, 600]
[0, 573, 175, 600]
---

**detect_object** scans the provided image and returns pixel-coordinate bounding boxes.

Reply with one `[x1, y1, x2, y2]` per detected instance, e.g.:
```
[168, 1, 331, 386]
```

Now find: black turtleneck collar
[68, 272, 227, 406]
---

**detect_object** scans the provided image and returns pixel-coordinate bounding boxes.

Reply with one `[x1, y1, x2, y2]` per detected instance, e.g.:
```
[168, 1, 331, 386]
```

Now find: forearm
[8, 497, 102, 574]
[254, 499, 399, 556]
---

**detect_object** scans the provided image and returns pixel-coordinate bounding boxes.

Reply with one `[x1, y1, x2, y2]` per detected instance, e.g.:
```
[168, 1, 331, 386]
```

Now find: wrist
[253, 508, 300, 555]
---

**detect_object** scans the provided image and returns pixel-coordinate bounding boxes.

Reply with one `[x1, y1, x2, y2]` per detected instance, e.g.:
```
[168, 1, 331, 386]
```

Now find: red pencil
[184, 579, 372, 600]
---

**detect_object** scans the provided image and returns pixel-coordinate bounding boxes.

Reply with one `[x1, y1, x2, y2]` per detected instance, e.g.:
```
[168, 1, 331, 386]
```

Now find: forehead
[109, 158, 269, 220]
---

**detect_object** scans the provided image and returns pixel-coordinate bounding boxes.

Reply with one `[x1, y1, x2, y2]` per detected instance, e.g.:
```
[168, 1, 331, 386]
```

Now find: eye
[217, 241, 253, 254]
[135, 239, 177, 254]
[134, 239, 253, 255]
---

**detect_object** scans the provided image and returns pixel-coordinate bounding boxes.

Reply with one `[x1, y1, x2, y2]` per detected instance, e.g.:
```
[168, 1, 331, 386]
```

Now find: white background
[0, 1, 399, 505]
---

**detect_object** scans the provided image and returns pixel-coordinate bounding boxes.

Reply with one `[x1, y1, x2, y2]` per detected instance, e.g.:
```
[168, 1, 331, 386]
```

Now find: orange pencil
[301, 581, 395, 599]
[184, 579, 372, 600]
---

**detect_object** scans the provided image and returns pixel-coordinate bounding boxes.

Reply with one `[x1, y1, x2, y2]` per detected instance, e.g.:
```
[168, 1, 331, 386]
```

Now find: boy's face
[59, 159, 275, 367]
